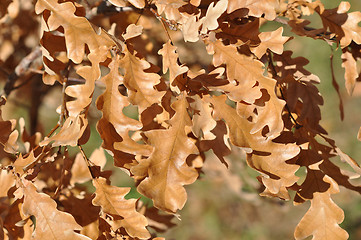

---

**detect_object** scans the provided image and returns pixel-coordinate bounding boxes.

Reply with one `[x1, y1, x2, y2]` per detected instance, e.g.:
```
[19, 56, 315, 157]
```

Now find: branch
[2, 47, 42, 97]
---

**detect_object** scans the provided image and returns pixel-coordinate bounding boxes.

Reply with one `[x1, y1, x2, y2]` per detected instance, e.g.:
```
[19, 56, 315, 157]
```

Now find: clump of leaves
[0, 0, 360, 239]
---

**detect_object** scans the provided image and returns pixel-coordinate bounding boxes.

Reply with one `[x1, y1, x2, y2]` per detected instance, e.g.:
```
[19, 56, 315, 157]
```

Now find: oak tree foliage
[0, 0, 361, 239]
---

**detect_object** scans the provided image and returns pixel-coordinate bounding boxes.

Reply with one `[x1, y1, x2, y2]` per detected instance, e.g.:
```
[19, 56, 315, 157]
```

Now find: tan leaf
[107, 0, 127, 7]
[200, 0, 228, 34]
[66, 47, 109, 116]
[92, 177, 150, 239]
[13, 151, 37, 176]
[35, 0, 114, 64]
[158, 40, 188, 92]
[127, 0, 145, 9]
[338, 1, 361, 47]
[294, 176, 349, 240]
[228, 0, 279, 20]
[120, 46, 165, 113]
[21, 180, 91, 240]
[180, 14, 202, 42]
[40, 114, 88, 147]
[132, 93, 199, 213]
[70, 148, 107, 186]
[207, 95, 300, 199]
[0, 169, 15, 198]
[190, 95, 216, 140]
[154, 0, 186, 22]
[97, 55, 152, 156]
[122, 24, 143, 40]
[206, 39, 285, 137]
[251, 27, 289, 58]
[358, 127, 361, 141]
[341, 49, 358, 95]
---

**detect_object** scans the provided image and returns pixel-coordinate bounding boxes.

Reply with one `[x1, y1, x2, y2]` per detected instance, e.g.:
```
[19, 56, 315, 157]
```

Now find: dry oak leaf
[109, 0, 145, 9]
[200, 0, 228, 34]
[0, 169, 15, 198]
[70, 147, 107, 186]
[92, 177, 150, 239]
[107, 0, 127, 7]
[40, 114, 88, 147]
[189, 94, 216, 140]
[13, 151, 37, 176]
[206, 39, 285, 138]
[120, 46, 165, 113]
[227, 0, 279, 20]
[154, 0, 187, 22]
[97, 55, 152, 156]
[158, 40, 188, 92]
[35, 0, 114, 64]
[21, 180, 91, 240]
[131, 93, 199, 213]
[310, 1, 361, 47]
[338, 1, 361, 47]
[250, 27, 289, 58]
[122, 24, 143, 40]
[294, 176, 348, 240]
[341, 49, 359, 95]
[180, 14, 203, 42]
[207, 95, 300, 199]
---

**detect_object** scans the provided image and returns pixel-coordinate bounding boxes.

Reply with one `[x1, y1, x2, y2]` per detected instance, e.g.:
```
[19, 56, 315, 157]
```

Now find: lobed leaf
[132, 93, 199, 213]
[21, 180, 91, 240]
[92, 177, 150, 239]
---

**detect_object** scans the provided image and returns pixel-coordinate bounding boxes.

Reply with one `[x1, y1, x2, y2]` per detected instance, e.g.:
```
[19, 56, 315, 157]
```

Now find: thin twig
[2, 47, 42, 96]
[78, 144, 96, 179]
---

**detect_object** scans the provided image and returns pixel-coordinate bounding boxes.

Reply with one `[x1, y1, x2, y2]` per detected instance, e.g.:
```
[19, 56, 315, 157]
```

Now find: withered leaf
[40, 115, 88, 147]
[21, 180, 91, 240]
[35, 0, 114, 64]
[132, 93, 199, 213]
[228, 0, 279, 20]
[120, 46, 165, 113]
[250, 27, 289, 58]
[294, 176, 348, 240]
[207, 95, 300, 199]
[97, 55, 152, 156]
[158, 40, 188, 93]
[207, 39, 285, 137]
[92, 177, 150, 239]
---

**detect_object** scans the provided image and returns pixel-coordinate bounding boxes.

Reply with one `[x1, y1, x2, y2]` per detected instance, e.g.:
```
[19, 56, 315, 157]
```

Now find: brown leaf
[250, 27, 289, 58]
[35, 0, 114, 64]
[40, 115, 88, 147]
[207, 95, 300, 199]
[294, 176, 348, 240]
[120, 46, 165, 113]
[228, 0, 279, 20]
[200, 0, 228, 34]
[92, 177, 150, 239]
[341, 49, 359, 95]
[189, 95, 216, 140]
[206, 39, 285, 137]
[122, 24, 143, 40]
[21, 180, 91, 240]
[70, 148, 107, 186]
[13, 151, 37, 176]
[132, 93, 199, 213]
[216, 18, 260, 45]
[97, 55, 152, 156]
[158, 40, 188, 93]
[0, 0, 11, 18]
[0, 169, 15, 198]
